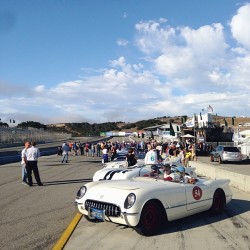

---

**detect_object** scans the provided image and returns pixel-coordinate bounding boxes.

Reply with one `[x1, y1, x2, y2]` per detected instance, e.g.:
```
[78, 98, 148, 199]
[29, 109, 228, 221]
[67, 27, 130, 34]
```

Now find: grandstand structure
[0, 127, 71, 146]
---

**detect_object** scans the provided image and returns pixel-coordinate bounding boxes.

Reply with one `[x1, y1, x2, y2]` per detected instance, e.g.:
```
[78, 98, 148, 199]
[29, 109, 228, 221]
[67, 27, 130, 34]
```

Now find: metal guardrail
[0, 148, 58, 165]
[0, 137, 113, 165]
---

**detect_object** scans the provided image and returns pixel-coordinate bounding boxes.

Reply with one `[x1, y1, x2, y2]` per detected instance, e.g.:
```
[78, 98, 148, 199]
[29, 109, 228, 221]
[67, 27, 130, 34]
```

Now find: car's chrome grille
[85, 199, 121, 217]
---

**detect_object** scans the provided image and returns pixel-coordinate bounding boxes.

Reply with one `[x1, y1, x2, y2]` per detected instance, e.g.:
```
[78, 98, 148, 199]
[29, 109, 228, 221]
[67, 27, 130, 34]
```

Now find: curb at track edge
[52, 212, 83, 250]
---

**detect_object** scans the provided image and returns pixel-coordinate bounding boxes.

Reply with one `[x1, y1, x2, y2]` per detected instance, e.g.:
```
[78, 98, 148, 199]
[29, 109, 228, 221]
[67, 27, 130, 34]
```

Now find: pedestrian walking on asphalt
[91, 143, 95, 157]
[25, 141, 43, 186]
[72, 142, 78, 156]
[79, 142, 84, 155]
[85, 142, 89, 156]
[96, 143, 101, 157]
[61, 142, 70, 163]
[102, 145, 109, 163]
[20, 141, 30, 185]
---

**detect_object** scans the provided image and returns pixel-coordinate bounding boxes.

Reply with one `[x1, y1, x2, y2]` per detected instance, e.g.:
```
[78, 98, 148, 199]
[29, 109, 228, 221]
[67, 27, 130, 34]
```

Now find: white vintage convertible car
[75, 176, 232, 236]
[103, 150, 146, 169]
[93, 164, 197, 181]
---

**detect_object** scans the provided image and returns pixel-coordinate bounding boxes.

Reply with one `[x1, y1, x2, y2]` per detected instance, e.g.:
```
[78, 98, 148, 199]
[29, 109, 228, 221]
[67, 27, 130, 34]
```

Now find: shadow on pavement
[154, 198, 250, 236]
[42, 178, 92, 186]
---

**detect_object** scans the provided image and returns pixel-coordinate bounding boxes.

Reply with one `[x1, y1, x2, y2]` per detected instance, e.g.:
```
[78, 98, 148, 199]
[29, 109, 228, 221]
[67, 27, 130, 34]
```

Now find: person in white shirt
[102, 145, 109, 163]
[61, 142, 70, 163]
[144, 145, 158, 165]
[25, 141, 43, 186]
[20, 141, 30, 185]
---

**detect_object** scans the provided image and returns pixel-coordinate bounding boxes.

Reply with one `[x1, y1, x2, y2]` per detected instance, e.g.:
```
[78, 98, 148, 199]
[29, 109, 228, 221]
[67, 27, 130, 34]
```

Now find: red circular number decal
[192, 186, 202, 200]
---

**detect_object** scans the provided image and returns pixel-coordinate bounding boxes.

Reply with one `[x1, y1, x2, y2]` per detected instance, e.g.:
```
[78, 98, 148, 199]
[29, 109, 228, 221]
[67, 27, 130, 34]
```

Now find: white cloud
[135, 19, 175, 54]
[154, 48, 195, 78]
[230, 3, 250, 50]
[117, 39, 129, 47]
[34, 85, 45, 93]
[1, 4, 250, 124]
[181, 23, 228, 57]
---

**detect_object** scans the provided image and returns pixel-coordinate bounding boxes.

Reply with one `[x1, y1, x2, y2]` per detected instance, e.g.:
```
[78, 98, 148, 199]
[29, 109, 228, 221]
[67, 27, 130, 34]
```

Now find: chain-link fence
[0, 127, 71, 145]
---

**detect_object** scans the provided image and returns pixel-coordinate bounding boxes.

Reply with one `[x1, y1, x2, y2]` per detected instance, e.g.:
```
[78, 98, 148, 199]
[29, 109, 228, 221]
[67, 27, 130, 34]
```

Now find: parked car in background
[210, 146, 243, 164]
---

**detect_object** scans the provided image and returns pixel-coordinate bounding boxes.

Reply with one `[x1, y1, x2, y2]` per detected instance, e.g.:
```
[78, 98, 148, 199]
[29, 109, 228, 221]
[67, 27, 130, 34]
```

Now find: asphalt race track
[0, 153, 101, 250]
[0, 136, 108, 165]
[0, 150, 250, 250]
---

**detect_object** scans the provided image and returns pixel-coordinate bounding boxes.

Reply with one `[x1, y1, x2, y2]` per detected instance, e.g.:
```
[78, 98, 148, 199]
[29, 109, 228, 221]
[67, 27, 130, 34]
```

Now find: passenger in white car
[161, 165, 196, 184]
[176, 166, 197, 184]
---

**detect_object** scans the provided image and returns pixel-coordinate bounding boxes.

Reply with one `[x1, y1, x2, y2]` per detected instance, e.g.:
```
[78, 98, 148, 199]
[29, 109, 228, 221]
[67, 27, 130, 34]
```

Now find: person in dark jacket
[126, 148, 137, 167]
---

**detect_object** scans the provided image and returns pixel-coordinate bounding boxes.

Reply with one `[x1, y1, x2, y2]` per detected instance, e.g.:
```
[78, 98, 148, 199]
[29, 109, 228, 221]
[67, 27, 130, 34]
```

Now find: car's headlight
[76, 186, 87, 199]
[124, 193, 136, 209]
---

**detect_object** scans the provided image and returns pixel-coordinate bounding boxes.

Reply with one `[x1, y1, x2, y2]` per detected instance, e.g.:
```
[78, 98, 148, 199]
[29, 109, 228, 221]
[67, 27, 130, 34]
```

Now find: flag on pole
[232, 117, 235, 126]
[169, 122, 175, 136]
[185, 117, 194, 127]
[207, 105, 213, 113]
[224, 118, 228, 127]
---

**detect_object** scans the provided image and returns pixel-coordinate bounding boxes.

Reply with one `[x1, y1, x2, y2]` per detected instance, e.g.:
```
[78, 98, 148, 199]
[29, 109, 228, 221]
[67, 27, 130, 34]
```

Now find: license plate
[90, 208, 105, 221]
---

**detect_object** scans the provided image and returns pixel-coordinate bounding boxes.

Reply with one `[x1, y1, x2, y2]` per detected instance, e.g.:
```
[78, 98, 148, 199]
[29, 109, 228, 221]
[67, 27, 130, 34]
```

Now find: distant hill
[46, 116, 185, 136]
[15, 115, 250, 137]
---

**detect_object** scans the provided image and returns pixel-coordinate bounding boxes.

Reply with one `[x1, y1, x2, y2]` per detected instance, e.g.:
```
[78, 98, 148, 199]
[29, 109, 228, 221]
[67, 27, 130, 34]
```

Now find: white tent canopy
[181, 134, 195, 138]
[240, 130, 250, 136]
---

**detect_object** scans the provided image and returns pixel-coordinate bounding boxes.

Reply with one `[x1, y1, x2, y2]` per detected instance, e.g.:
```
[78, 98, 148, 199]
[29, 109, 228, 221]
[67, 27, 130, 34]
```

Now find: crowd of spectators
[56, 137, 214, 166]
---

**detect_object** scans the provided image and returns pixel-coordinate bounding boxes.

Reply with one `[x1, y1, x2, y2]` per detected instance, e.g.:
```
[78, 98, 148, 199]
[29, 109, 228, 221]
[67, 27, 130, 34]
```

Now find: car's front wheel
[135, 201, 165, 236]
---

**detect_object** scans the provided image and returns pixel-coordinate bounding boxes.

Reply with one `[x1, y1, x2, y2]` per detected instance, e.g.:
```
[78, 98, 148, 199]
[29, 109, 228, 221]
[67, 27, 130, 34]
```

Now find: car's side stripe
[165, 198, 213, 210]
[103, 169, 131, 180]
[103, 170, 115, 180]
[108, 170, 121, 180]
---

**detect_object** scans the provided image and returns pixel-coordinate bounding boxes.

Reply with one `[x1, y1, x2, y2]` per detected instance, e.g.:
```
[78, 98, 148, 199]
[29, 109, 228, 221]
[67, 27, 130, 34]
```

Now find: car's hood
[77, 177, 183, 206]
[88, 177, 180, 191]
[96, 179, 144, 190]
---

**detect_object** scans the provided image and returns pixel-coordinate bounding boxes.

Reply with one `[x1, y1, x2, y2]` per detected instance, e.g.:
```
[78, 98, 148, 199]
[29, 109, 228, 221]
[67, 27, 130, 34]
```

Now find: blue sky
[0, 0, 250, 125]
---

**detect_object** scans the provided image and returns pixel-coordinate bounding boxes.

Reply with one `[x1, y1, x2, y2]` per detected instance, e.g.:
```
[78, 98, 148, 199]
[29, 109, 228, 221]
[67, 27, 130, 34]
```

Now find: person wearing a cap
[176, 166, 196, 184]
